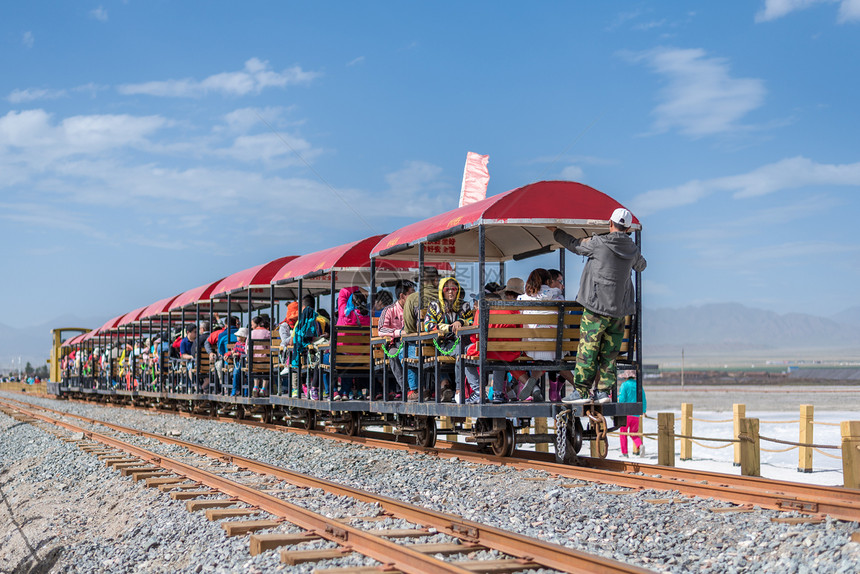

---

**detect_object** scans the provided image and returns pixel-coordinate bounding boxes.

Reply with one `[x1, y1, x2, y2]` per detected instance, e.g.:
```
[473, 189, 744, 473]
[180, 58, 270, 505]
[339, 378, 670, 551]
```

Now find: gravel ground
[1, 391, 859, 574]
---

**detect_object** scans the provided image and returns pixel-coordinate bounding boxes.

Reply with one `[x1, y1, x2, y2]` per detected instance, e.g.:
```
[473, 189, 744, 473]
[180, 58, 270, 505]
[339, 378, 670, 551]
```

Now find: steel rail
[8, 395, 860, 521]
[0, 399, 650, 574]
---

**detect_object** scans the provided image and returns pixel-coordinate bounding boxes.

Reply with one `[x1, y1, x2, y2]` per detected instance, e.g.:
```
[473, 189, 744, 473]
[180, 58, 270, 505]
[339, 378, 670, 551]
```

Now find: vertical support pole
[417, 244, 424, 403]
[739, 418, 760, 477]
[559, 248, 566, 299]
[477, 225, 486, 402]
[733, 403, 745, 466]
[658, 412, 675, 467]
[369, 258, 376, 402]
[798, 404, 814, 473]
[680, 403, 693, 461]
[634, 230, 643, 405]
[247, 288, 253, 398]
[841, 421, 860, 490]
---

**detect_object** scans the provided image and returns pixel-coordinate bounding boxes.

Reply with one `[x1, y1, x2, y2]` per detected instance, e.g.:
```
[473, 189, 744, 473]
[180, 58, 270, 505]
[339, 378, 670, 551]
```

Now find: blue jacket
[618, 377, 646, 413]
[217, 327, 238, 356]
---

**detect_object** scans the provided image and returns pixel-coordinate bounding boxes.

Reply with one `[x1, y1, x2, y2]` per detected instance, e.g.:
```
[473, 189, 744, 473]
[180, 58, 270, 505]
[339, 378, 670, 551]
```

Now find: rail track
[5, 394, 860, 524]
[0, 399, 650, 574]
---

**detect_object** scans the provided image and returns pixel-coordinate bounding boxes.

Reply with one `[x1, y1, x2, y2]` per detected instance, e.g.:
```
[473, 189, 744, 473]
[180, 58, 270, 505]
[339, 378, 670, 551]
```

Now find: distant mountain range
[1, 304, 859, 372]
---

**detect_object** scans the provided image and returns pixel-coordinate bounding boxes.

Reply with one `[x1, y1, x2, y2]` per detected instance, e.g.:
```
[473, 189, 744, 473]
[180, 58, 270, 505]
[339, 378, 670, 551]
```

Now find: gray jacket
[554, 229, 646, 318]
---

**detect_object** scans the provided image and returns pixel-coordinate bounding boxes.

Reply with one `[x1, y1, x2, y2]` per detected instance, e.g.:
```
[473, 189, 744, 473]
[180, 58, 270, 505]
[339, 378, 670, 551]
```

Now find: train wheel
[261, 407, 273, 424]
[344, 412, 361, 436]
[491, 419, 515, 457]
[572, 417, 584, 454]
[416, 416, 437, 448]
[303, 410, 316, 431]
[236, 404, 245, 420]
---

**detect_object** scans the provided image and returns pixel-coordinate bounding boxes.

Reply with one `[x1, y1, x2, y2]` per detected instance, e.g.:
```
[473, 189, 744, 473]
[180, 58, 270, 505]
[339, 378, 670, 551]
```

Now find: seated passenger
[516, 268, 574, 402]
[423, 276, 473, 402]
[403, 267, 441, 401]
[377, 280, 415, 398]
[373, 290, 394, 317]
[225, 327, 248, 397]
[250, 315, 271, 397]
[178, 324, 198, 389]
[459, 292, 520, 404]
[335, 286, 370, 399]
[291, 295, 327, 399]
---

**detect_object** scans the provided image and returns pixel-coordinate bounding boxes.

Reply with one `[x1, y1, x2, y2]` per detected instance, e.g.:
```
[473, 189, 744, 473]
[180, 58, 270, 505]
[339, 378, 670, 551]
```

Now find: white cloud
[7, 88, 67, 103]
[90, 6, 108, 22]
[631, 156, 860, 215]
[0, 109, 168, 155]
[118, 58, 320, 98]
[626, 47, 766, 137]
[22, 31, 34, 48]
[347, 56, 365, 66]
[560, 165, 585, 181]
[839, 0, 860, 21]
[756, 0, 860, 22]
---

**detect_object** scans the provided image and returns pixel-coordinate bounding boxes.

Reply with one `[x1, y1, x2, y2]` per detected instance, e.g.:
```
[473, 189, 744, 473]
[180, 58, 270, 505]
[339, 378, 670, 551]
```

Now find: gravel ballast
[1, 391, 859, 574]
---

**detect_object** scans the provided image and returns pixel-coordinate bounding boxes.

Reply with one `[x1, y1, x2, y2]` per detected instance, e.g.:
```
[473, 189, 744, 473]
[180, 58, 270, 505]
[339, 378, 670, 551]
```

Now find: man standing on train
[548, 207, 646, 404]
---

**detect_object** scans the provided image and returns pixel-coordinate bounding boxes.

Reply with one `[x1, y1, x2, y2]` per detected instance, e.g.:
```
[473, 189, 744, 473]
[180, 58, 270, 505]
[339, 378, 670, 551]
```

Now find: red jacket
[466, 308, 521, 362]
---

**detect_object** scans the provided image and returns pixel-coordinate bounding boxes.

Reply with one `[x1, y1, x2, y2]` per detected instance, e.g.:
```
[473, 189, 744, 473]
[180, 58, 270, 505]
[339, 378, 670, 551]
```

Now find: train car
[55, 180, 644, 464]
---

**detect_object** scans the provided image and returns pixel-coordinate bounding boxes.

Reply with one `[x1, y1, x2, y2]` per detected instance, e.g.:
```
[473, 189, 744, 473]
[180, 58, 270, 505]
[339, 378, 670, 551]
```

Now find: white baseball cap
[610, 208, 632, 227]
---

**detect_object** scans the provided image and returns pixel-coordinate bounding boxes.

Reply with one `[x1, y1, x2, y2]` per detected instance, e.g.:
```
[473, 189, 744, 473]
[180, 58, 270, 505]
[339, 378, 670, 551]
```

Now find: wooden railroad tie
[119, 466, 160, 477]
[282, 547, 351, 566]
[250, 532, 321, 556]
[708, 506, 755, 514]
[185, 499, 238, 512]
[403, 542, 487, 555]
[170, 490, 217, 500]
[205, 508, 260, 521]
[223, 519, 282, 536]
[158, 482, 199, 493]
[451, 558, 538, 573]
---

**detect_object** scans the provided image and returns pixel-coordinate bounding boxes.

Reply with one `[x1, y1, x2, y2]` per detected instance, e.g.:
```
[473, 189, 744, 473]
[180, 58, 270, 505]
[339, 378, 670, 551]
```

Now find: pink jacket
[378, 301, 405, 338]
[337, 286, 371, 327]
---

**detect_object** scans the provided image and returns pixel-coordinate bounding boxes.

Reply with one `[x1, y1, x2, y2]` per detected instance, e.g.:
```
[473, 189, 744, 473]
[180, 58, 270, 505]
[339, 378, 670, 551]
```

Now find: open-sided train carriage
[367, 180, 644, 459]
[55, 180, 644, 464]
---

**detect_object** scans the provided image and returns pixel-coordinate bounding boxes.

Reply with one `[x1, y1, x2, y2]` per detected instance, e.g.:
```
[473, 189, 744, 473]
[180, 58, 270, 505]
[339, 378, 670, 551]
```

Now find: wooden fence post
[680, 403, 693, 461]
[733, 403, 745, 466]
[658, 412, 675, 467]
[739, 417, 760, 477]
[842, 421, 860, 490]
[798, 405, 814, 473]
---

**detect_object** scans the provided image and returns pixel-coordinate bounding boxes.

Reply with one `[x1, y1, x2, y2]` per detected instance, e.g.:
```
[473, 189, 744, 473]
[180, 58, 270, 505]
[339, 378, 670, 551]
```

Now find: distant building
[643, 364, 661, 378]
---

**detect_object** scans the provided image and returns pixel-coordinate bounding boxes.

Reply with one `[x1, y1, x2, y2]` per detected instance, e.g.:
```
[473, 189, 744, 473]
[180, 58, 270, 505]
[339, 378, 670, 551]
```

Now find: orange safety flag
[458, 151, 490, 207]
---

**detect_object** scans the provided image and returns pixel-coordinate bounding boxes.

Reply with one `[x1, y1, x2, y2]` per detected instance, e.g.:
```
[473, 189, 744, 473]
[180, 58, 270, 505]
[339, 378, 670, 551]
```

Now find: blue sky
[2, 1, 860, 329]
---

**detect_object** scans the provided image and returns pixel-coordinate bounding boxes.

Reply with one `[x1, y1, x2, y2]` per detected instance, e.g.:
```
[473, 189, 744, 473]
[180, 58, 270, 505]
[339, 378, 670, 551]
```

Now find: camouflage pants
[573, 310, 625, 394]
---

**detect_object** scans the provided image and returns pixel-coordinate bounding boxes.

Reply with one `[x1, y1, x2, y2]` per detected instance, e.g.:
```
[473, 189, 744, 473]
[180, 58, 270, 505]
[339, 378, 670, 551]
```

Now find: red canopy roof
[168, 278, 226, 312]
[370, 180, 640, 262]
[274, 236, 451, 291]
[95, 314, 125, 334]
[62, 332, 88, 347]
[139, 295, 181, 321]
[210, 256, 298, 298]
[116, 306, 147, 328]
